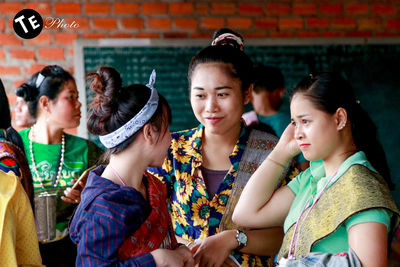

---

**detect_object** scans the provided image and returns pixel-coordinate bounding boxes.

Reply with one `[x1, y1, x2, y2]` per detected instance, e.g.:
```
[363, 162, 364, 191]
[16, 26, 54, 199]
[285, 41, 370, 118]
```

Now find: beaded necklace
[29, 126, 65, 188]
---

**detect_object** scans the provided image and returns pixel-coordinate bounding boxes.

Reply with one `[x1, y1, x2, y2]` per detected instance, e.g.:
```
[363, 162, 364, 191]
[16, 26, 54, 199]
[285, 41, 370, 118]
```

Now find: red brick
[0, 66, 20, 75]
[320, 4, 342, 15]
[148, 18, 171, 29]
[114, 3, 139, 14]
[9, 49, 35, 60]
[135, 32, 160, 38]
[255, 18, 278, 29]
[190, 32, 212, 39]
[24, 63, 46, 75]
[212, 3, 236, 15]
[93, 18, 117, 30]
[196, 4, 208, 15]
[169, 3, 193, 15]
[121, 18, 144, 29]
[227, 18, 252, 29]
[372, 4, 395, 15]
[8, 93, 16, 106]
[82, 33, 106, 39]
[386, 19, 400, 29]
[244, 32, 267, 38]
[376, 32, 398, 37]
[0, 49, 4, 60]
[55, 3, 81, 14]
[239, 3, 263, 15]
[307, 18, 329, 28]
[54, 33, 78, 45]
[332, 18, 356, 29]
[266, 4, 290, 15]
[85, 3, 110, 14]
[174, 18, 197, 30]
[297, 31, 320, 38]
[345, 4, 369, 15]
[64, 18, 89, 30]
[269, 32, 294, 38]
[26, 3, 51, 15]
[0, 19, 4, 32]
[0, 34, 23, 46]
[358, 18, 382, 30]
[68, 48, 74, 57]
[322, 31, 345, 37]
[12, 80, 24, 90]
[346, 31, 372, 37]
[141, 3, 167, 14]
[108, 33, 133, 38]
[38, 48, 65, 60]
[200, 18, 224, 29]
[163, 32, 188, 38]
[293, 4, 317, 15]
[279, 18, 303, 29]
[26, 33, 51, 45]
[0, 3, 23, 14]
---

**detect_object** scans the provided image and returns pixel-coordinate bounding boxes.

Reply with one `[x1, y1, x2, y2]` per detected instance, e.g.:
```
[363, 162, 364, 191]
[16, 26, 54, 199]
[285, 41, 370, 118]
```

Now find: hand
[193, 231, 237, 267]
[61, 179, 83, 204]
[151, 248, 194, 267]
[273, 123, 300, 162]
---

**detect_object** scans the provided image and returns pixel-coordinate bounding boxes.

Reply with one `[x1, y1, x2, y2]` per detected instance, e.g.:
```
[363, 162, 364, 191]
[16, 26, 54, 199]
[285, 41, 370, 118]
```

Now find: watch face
[238, 232, 247, 245]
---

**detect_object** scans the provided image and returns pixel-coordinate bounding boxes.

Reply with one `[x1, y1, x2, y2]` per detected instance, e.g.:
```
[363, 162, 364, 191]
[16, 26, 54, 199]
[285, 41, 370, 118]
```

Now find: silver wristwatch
[235, 229, 247, 250]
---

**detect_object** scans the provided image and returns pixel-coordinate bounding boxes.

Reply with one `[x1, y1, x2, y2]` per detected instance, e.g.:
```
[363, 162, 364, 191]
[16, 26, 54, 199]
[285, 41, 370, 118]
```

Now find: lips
[299, 143, 310, 150]
[205, 117, 222, 125]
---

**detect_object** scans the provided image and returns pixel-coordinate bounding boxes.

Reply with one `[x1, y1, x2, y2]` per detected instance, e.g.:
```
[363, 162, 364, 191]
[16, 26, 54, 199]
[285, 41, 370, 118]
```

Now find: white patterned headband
[36, 73, 46, 88]
[211, 33, 244, 51]
[99, 70, 159, 149]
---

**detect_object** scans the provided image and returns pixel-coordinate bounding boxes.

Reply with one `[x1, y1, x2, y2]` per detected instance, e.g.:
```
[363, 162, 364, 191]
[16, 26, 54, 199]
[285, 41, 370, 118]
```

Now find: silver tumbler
[34, 192, 57, 242]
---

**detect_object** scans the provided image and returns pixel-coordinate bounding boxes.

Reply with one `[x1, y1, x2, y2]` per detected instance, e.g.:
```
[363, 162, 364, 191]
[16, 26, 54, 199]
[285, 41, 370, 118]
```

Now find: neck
[31, 119, 64, 144]
[103, 151, 148, 190]
[203, 122, 241, 148]
[257, 108, 278, 117]
[323, 146, 357, 177]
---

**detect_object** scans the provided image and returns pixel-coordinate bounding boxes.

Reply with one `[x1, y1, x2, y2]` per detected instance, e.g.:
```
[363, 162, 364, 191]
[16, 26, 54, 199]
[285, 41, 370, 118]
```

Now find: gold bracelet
[267, 157, 286, 168]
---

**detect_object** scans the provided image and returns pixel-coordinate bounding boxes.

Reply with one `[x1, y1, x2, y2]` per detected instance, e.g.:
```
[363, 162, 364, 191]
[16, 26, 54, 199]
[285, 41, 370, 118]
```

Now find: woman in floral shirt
[149, 29, 292, 267]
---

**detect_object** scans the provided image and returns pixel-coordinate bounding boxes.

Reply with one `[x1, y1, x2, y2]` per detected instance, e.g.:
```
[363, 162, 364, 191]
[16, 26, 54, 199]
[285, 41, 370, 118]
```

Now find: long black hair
[291, 72, 393, 189]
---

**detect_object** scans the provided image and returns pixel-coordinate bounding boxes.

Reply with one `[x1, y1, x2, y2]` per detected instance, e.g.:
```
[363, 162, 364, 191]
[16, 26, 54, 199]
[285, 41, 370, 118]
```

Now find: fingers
[62, 187, 81, 204]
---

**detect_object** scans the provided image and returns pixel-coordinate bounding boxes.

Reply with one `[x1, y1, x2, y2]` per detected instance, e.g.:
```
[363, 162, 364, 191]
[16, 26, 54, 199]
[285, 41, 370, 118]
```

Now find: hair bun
[87, 66, 123, 119]
[211, 28, 244, 51]
[16, 83, 39, 101]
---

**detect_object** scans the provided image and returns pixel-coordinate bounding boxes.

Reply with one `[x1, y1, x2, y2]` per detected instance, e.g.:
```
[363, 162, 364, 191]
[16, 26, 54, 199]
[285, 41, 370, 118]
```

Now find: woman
[149, 29, 290, 267]
[15, 72, 38, 129]
[18, 65, 103, 266]
[70, 67, 193, 266]
[233, 72, 399, 267]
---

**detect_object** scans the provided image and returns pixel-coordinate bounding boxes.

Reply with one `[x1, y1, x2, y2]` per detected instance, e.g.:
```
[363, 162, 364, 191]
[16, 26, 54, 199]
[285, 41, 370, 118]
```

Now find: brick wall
[1, 0, 400, 129]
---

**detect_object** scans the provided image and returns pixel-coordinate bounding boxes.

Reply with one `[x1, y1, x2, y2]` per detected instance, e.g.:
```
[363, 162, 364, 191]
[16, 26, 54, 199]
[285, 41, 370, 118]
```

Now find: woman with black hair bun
[18, 65, 103, 267]
[15, 72, 37, 129]
[70, 66, 194, 266]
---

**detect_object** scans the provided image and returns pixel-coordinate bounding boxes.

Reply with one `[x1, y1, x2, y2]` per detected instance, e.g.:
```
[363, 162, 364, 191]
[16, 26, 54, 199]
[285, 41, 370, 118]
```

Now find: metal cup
[34, 192, 57, 242]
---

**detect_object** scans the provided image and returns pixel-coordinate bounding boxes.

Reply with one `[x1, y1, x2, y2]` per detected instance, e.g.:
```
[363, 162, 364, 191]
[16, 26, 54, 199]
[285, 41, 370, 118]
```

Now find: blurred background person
[243, 65, 309, 171]
[17, 65, 103, 267]
[14, 72, 38, 130]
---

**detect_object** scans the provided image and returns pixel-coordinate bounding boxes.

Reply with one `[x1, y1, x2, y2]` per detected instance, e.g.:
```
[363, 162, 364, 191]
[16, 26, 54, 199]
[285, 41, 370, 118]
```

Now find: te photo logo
[13, 9, 43, 39]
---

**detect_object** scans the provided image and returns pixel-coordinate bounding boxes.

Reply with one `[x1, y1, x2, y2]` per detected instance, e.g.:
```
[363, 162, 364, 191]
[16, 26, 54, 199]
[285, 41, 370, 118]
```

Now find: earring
[339, 124, 345, 130]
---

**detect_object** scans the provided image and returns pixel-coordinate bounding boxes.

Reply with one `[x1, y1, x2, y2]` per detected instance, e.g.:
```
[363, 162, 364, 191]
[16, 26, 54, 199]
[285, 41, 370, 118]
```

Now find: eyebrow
[192, 86, 233, 90]
[292, 114, 311, 120]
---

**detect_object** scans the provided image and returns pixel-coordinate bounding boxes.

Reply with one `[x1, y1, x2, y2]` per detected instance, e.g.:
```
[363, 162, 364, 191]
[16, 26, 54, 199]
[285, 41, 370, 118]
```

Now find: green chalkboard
[75, 38, 400, 204]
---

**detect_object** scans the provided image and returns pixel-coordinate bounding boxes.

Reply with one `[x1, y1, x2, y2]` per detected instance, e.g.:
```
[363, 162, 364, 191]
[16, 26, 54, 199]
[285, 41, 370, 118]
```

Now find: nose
[205, 95, 218, 113]
[294, 125, 303, 140]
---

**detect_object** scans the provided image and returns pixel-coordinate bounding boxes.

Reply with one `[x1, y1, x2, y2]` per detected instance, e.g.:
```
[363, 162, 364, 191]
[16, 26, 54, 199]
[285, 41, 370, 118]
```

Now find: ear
[38, 95, 50, 113]
[277, 88, 285, 99]
[142, 124, 157, 145]
[243, 84, 253, 105]
[335, 107, 348, 131]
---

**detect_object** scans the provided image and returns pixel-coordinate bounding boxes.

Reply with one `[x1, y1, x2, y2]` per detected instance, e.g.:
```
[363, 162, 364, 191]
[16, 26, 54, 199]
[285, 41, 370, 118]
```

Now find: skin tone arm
[232, 125, 299, 228]
[348, 222, 388, 267]
[191, 228, 284, 267]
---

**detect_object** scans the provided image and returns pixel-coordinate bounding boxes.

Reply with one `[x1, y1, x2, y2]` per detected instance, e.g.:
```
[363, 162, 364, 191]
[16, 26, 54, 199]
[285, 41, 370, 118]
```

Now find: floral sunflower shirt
[148, 124, 296, 267]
